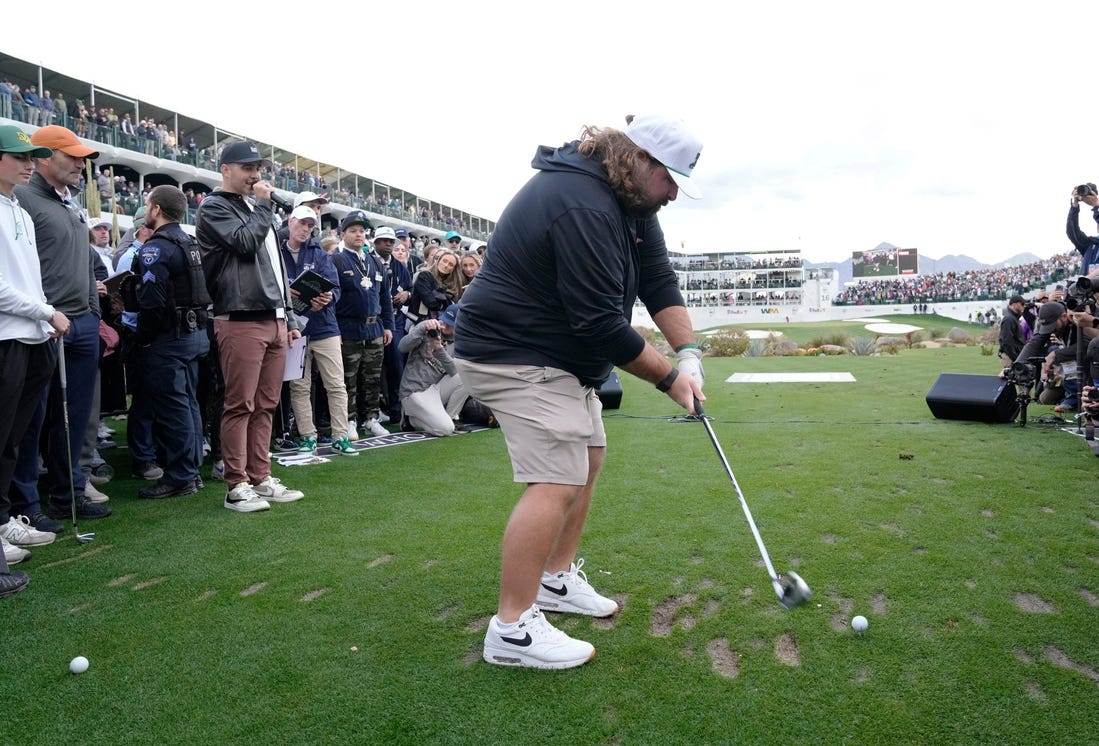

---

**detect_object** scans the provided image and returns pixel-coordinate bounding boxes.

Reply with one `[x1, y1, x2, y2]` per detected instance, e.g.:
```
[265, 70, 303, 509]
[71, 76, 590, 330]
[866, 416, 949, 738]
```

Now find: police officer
[133, 185, 212, 499]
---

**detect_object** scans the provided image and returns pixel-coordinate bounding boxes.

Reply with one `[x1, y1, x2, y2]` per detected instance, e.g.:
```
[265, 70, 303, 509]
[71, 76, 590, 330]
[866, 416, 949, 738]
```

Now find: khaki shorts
[454, 360, 606, 485]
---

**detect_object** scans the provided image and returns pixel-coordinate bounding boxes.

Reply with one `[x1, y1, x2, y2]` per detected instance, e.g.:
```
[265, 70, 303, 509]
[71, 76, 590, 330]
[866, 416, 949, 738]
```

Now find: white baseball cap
[624, 114, 703, 199]
[373, 226, 399, 244]
[289, 205, 318, 223]
[294, 191, 329, 208]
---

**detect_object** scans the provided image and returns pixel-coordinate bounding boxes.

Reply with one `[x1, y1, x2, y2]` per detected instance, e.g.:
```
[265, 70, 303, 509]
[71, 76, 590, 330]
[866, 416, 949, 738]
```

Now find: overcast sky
[4, 1, 1093, 264]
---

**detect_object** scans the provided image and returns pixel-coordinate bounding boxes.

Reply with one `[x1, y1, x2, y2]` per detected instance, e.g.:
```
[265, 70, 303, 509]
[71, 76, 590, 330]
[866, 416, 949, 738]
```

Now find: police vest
[157, 230, 213, 309]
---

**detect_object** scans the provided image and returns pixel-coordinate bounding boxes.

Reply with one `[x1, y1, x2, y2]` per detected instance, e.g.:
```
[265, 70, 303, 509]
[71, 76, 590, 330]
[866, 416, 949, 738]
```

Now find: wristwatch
[655, 368, 679, 393]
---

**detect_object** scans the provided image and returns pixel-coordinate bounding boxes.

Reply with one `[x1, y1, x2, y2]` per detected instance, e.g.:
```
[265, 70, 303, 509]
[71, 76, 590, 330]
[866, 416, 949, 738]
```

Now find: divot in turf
[1013, 592, 1055, 613]
[240, 582, 267, 597]
[651, 593, 697, 637]
[1043, 645, 1099, 684]
[706, 638, 739, 678]
[774, 632, 800, 666]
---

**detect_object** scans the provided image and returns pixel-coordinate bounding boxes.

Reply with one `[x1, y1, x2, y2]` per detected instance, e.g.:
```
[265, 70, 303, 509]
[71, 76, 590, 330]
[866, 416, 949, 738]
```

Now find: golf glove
[676, 346, 705, 385]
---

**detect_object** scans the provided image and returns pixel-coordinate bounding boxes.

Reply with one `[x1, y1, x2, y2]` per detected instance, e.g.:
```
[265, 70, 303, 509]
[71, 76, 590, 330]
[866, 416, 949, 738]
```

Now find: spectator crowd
[834, 253, 1077, 306]
[0, 125, 492, 597]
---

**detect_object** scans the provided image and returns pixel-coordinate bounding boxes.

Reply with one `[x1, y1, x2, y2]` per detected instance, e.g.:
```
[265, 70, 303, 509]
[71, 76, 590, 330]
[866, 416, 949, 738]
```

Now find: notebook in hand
[290, 269, 337, 314]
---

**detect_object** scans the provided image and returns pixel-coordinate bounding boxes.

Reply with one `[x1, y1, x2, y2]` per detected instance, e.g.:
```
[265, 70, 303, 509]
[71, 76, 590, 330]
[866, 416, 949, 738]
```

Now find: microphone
[270, 192, 294, 213]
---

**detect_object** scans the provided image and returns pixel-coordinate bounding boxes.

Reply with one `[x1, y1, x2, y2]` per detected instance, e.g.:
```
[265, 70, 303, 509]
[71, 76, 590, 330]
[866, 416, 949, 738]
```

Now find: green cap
[0, 125, 52, 157]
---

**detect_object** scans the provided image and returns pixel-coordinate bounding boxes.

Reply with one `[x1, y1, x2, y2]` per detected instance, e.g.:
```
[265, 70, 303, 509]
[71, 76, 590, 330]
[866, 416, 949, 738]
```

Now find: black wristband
[655, 368, 679, 393]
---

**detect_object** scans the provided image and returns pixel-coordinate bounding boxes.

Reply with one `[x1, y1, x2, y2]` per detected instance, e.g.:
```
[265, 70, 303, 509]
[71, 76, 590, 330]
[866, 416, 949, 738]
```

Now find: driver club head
[775, 571, 812, 609]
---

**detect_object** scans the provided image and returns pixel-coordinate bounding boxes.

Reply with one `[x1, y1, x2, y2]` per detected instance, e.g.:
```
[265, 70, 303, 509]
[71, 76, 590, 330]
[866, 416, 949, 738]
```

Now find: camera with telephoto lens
[1077, 183, 1097, 198]
[426, 328, 440, 339]
[1065, 275, 1098, 312]
[1088, 388, 1099, 403]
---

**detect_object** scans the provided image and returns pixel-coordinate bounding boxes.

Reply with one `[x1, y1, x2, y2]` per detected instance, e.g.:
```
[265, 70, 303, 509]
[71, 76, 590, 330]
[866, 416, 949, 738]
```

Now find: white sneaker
[536, 558, 619, 617]
[83, 482, 110, 504]
[97, 422, 113, 439]
[483, 604, 595, 669]
[0, 515, 56, 547]
[1, 536, 31, 565]
[365, 418, 388, 438]
[253, 476, 304, 503]
[224, 483, 270, 513]
[378, 412, 391, 424]
[347, 420, 360, 440]
[211, 460, 225, 482]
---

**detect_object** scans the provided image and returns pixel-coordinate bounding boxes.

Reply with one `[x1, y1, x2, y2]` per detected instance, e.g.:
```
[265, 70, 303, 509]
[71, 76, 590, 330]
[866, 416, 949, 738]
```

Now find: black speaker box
[596, 371, 623, 410]
[925, 373, 1017, 423]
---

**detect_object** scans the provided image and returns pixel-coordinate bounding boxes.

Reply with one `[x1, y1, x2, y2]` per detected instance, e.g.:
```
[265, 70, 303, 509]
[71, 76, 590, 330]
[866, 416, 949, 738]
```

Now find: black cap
[219, 141, 270, 167]
[339, 211, 372, 232]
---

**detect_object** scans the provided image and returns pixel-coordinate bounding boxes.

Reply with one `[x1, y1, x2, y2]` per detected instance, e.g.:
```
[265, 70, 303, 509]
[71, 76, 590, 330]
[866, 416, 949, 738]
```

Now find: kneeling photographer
[398, 304, 470, 436]
[1014, 278, 1099, 412]
[1007, 301, 1069, 404]
[1063, 276, 1099, 397]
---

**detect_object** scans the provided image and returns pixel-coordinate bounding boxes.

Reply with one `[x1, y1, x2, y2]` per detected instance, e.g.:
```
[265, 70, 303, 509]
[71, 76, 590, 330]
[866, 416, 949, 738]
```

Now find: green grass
[713, 313, 990, 346]
[7, 344, 1099, 745]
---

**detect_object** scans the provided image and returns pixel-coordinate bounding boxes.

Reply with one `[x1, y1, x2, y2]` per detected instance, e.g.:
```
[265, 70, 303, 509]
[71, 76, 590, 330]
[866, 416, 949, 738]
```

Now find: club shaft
[57, 341, 80, 539]
[695, 401, 780, 581]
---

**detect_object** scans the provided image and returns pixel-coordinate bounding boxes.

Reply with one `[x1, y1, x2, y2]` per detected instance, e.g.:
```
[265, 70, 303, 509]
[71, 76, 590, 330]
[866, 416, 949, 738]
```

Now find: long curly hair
[576, 116, 656, 214]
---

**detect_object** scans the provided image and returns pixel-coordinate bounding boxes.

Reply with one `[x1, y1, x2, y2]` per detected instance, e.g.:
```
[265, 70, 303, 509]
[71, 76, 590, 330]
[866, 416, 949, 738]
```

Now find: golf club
[693, 399, 809, 609]
[57, 341, 94, 544]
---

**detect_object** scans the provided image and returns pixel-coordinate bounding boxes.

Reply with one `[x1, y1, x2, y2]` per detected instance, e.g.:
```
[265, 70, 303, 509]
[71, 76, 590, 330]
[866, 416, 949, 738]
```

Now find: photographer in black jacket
[998, 295, 1028, 368]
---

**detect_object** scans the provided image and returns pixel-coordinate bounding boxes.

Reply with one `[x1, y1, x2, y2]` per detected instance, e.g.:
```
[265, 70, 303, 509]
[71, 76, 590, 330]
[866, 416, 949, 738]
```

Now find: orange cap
[30, 125, 99, 159]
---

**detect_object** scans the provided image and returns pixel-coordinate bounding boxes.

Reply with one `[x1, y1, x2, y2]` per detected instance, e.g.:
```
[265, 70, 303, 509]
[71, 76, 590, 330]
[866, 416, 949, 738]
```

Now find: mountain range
[803, 242, 1046, 284]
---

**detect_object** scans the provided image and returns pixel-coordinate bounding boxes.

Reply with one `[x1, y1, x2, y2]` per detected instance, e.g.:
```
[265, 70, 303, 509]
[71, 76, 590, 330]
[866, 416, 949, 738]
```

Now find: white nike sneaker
[253, 476, 304, 503]
[224, 483, 270, 513]
[364, 418, 388, 438]
[483, 604, 595, 669]
[535, 558, 619, 617]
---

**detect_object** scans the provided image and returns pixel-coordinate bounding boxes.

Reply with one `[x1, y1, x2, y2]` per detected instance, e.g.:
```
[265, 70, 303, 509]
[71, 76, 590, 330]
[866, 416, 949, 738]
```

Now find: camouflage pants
[341, 337, 385, 423]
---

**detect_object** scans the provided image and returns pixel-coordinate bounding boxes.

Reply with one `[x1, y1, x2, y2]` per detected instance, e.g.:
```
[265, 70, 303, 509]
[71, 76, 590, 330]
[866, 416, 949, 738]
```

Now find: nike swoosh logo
[540, 582, 569, 597]
[499, 633, 532, 647]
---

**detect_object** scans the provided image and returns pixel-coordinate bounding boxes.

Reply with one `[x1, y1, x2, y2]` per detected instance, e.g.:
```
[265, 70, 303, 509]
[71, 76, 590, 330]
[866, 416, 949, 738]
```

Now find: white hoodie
[0, 191, 53, 344]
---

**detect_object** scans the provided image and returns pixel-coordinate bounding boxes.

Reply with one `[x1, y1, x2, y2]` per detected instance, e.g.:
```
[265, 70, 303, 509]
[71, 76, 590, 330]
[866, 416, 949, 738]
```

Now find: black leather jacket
[195, 191, 298, 329]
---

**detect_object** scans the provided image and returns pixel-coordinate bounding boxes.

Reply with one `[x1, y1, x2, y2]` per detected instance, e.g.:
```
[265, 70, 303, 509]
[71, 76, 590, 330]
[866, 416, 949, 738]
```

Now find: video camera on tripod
[1004, 355, 1047, 427]
[1005, 358, 1041, 386]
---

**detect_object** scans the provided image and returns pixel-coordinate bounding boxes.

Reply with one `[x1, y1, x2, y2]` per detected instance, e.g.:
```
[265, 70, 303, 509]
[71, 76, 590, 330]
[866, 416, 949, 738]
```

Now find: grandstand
[634, 248, 1076, 330]
[0, 51, 494, 245]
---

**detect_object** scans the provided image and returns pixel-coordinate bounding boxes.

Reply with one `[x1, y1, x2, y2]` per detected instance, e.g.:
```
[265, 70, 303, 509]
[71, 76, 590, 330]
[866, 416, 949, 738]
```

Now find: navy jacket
[279, 235, 340, 341]
[332, 247, 393, 342]
[370, 250, 414, 316]
[1066, 202, 1099, 275]
[454, 141, 684, 387]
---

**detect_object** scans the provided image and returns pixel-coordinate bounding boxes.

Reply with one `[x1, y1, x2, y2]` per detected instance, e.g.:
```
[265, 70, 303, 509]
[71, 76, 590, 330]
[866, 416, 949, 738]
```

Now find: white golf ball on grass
[69, 656, 89, 674]
[851, 615, 868, 634]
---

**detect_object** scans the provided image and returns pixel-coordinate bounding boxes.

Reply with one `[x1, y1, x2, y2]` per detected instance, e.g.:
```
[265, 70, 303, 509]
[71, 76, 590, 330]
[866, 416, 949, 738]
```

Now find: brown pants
[215, 318, 287, 486]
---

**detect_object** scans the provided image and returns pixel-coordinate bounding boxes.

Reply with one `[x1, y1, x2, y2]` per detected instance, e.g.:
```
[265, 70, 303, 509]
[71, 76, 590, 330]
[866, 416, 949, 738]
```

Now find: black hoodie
[454, 141, 684, 387]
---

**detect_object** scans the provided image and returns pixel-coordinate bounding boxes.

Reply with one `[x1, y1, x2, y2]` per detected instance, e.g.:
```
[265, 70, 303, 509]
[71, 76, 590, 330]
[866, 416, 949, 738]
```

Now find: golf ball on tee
[69, 656, 89, 674]
[852, 615, 868, 633]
